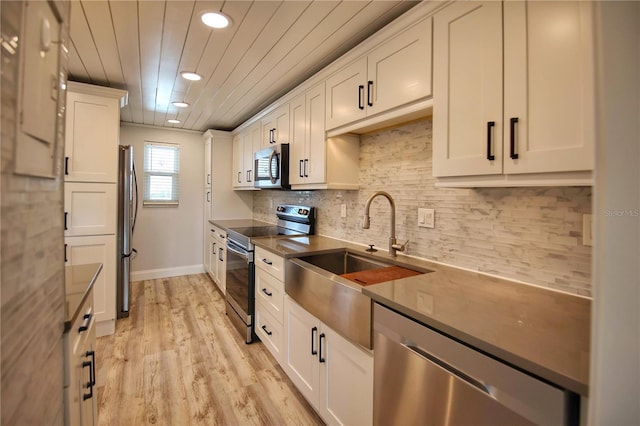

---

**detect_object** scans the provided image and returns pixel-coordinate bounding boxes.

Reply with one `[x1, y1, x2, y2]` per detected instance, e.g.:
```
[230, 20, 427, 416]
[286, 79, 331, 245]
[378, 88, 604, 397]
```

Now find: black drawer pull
[78, 312, 91, 332]
[261, 325, 273, 336]
[64, 157, 69, 175]
[358, 85, 364, 110]
[367, 80, 373, 107]
[487, 121, 495, 161]
[261, 288, 273, 297]
[319, 332, 326, 363]
[311, 326, 318, 355]
[510, 117, 519, 159]
[64, 212, 68, 230]
[299, 160, 304, 178]
[262, 258, 272, 266]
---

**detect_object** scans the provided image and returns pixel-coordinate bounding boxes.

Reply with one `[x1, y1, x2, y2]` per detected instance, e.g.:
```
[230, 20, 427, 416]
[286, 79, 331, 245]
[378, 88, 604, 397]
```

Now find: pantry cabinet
[64, 183, 117, 237]
[65, 235, 116, 337]
[283, 296, 373, 426]
[64, 82, 126, 183]
[325, 17, 432, 130]
[261, 103, 290, 148]
[432, 1, 594, 185]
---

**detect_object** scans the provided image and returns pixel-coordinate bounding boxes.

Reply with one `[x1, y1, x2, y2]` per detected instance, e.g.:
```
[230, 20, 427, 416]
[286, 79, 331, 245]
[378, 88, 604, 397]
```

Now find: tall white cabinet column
[64, 81, 127, 337]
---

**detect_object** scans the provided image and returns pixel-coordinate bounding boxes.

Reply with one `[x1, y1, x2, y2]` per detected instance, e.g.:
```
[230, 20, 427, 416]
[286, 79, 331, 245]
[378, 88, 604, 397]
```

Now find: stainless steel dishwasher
[373, 304, 579, 425]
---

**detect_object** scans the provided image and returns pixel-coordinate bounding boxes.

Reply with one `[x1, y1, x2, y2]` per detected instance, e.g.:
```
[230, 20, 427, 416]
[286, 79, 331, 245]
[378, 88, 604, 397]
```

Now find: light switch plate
[418, 208, 435, 228]
[340, 204, 347, 218]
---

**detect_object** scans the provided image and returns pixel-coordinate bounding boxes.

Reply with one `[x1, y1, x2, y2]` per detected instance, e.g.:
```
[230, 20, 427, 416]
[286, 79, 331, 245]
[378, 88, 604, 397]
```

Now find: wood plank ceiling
[68, 0, 420, 132]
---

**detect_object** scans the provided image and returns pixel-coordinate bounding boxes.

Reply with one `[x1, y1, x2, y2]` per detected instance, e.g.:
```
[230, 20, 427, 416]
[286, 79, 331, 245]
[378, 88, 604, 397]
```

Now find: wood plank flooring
[95, 274, 324, 426]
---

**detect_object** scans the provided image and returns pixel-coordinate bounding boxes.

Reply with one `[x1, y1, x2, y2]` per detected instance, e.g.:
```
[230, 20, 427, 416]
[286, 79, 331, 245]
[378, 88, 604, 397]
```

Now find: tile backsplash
[253, 118, 592, 296]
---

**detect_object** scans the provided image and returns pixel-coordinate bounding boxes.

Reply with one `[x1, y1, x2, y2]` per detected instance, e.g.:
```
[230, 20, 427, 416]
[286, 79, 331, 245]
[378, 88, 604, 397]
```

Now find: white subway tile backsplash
[254, 118, 592, 296]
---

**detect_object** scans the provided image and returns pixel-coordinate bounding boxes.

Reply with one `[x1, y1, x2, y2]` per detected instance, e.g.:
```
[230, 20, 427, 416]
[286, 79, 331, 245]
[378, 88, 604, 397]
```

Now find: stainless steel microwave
[254, 143, 290, 189]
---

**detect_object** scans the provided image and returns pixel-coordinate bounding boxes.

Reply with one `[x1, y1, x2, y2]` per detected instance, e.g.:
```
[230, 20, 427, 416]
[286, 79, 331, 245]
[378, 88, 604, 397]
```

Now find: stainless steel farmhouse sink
[285, 249, 431, 349]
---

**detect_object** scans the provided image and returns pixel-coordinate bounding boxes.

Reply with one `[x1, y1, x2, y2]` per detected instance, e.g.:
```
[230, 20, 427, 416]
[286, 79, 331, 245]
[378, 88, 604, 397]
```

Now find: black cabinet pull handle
[261, 288, 272, 297]
[64, 157, 69, 175]
[82, 360, 93, 400]
[271, 128, 276, 143]
[206, 191, 211, 202]
[367, 80, 373, 107]
[358, 85, 364, 110]
[262, 258, 272, 265]
[299, 160, 304, 178]
[319, 333, 326, 363]
[64, 212, 68, 230]
[510, 117, 519, 159]
[304, 159, 309, 177]
[86, 350, 96, 386]
[486, 121, 495, 161]
[79, 312, 91, 332]
[218, 248, 223, 262]
[207, 174, 211, 185]
[311, 326, 318, 355]
[261, 324, 273, 336]
[64, 243, 68, 262]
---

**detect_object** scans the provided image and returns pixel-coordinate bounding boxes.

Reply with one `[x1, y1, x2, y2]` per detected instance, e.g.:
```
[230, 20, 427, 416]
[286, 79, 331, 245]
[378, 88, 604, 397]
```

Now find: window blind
[143, 142, 180, 206]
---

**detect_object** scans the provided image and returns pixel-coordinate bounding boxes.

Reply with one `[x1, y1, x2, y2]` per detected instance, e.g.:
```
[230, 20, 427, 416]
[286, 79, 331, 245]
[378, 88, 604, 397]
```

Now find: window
[143, 142, 180, 206]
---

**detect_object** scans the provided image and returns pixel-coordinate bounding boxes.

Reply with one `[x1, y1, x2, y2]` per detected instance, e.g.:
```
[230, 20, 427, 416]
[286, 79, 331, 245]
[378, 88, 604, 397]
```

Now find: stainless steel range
[225, 204, 316, 343]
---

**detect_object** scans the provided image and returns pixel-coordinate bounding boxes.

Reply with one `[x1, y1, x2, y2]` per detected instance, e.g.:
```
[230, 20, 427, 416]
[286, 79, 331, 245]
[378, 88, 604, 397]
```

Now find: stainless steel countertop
[64, 263, 103, 333]
[252, 234, 591, 396]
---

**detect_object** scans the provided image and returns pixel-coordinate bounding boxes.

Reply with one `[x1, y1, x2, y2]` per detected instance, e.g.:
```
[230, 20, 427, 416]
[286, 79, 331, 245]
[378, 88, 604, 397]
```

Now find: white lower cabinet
[64, 288, 97, 426]
[255, 248, 286, 363]
[283, 295, 373, 425]
[65, 235, 116, 337]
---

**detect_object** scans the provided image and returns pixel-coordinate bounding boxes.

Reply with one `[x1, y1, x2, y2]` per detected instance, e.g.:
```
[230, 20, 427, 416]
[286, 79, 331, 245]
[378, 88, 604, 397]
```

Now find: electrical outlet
[340, 204, 347, 218]
[583, 214, 593, 246]
[418, 208, 435, 228]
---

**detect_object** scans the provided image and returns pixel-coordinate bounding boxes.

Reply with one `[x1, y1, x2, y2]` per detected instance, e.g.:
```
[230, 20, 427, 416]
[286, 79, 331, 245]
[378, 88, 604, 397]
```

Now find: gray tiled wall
[253, 118, 592, 296]
[1, 2, 69, 424]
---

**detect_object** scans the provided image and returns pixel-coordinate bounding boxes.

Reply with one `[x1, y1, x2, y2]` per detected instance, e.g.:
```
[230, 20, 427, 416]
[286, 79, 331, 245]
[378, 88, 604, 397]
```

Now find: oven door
[225, 239, 255, 343]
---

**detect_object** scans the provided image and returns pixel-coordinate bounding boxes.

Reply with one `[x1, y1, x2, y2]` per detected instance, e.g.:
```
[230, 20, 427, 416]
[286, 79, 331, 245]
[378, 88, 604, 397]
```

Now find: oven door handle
[226, 241, 250, 260]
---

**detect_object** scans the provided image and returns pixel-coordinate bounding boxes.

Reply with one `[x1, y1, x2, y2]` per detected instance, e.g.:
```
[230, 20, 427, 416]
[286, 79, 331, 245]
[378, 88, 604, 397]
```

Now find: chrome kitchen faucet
[362, 191, 408, 257]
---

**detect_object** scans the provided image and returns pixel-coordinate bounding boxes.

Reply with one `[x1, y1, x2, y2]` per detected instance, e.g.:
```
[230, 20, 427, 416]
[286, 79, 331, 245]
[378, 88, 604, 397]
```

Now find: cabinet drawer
[255, 267, 284, 323]
[255, 247, 285, 281]
[210, 224, 226, 243]
[255, 303, 283, 364]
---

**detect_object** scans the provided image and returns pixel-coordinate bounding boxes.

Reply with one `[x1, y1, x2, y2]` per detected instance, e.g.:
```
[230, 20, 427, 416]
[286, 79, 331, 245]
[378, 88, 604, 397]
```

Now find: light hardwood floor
[95, 274, 324, 426]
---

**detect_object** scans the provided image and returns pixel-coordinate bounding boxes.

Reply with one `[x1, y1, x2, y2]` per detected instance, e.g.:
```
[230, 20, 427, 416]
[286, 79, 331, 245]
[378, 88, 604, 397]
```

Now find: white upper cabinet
[204, 137, 211, 188]
[261, 104, 290, 148]
[64, 82, 126, 183]
[433, 1, 594, 185]
[326, 17, 432, 131]
[232, 123, 260, 189]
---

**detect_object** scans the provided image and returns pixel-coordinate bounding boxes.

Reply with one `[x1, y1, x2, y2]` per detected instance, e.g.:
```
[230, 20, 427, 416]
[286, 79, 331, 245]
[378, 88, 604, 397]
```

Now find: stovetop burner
[226, 204, 316, 251]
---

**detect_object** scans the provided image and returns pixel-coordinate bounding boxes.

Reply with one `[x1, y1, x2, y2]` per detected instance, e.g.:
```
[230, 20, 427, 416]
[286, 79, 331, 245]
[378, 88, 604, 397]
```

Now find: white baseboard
[131, 264, 206, 281]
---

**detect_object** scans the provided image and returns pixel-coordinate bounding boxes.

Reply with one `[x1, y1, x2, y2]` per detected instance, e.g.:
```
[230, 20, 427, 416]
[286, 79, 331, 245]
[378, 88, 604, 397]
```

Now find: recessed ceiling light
[172, 101, 189, 108]
[180, 71, 202, 81]
[167, 119, 180, 124]
[201, 11, 231, 29]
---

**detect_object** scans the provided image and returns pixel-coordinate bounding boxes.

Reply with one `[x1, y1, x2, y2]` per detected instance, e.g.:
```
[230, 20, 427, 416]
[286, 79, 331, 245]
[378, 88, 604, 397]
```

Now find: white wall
[589, 1, 640, 424]
[120, 123, 204, 279]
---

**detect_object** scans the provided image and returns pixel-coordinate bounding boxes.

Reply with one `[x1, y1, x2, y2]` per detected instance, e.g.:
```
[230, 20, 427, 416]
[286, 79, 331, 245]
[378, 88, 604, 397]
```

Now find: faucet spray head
[362, 215, 370, 229]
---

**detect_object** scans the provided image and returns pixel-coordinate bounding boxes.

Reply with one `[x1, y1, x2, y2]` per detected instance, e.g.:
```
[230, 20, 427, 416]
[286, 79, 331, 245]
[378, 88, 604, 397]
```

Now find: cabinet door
[208, 239, 217, 282]
[216, 243, 226, 293]
[305, 82, 326, 185]
[65, 235, 116, 329]
[283, 296, 320, 408]
[204, 232, 213, 275]
[319, 326, 373, 426]
[204, 189, 212, 222]
[246, 123, 262, 186]
[367, 17, 432, 115]
[64, 183, 117, 236]
[255, 303, 283, 364]
[432, 1, 503, 177]
[232, 134, 243, 188]
[65, 91, 119, 183]
[325, 58, 367, 130]
[289, 94, 306, 185]
[503, 1, 594, 174]
[262, 104, 290, 148]
[204, 138, 212, 188]
[255, 268, 284, 322]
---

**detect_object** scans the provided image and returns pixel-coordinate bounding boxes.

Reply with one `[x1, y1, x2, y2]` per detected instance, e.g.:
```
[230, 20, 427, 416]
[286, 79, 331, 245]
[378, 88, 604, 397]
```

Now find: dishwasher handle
[404, 343, 492, 397]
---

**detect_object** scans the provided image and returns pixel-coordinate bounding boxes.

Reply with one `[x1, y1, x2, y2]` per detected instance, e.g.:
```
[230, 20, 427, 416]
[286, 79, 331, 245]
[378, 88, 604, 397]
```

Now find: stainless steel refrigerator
[117, 145, 138, 318]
